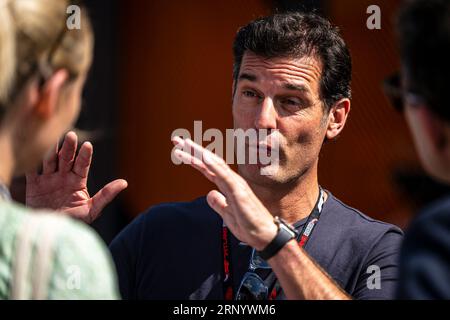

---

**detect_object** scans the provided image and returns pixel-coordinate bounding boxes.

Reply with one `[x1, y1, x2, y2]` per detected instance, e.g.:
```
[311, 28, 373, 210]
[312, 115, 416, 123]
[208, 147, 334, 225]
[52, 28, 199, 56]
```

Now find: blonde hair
[0, 0, 93, 117]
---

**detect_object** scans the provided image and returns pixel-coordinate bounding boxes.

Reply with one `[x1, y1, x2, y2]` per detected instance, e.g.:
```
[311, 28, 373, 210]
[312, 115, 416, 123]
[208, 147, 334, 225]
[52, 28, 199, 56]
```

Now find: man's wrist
[266, 238, 298, 261]
[253, 221, 278, 251]
[257, 216, 299, 260]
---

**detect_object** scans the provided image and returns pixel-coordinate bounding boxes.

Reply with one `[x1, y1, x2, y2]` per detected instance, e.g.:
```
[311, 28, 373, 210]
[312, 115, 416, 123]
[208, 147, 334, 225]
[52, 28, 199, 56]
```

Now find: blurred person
[0, 0, 126, 299]
[384, 0, 450, 299]
[34, 12, 403, 299]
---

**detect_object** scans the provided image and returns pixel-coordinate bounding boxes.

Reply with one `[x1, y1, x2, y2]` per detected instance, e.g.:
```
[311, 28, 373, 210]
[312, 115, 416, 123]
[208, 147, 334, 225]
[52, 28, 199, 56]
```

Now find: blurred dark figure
[384, 0, 450, 299]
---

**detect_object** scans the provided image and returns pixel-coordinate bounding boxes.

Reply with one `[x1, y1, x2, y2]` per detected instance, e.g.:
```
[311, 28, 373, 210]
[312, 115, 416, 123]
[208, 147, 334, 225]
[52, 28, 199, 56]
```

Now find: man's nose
[254, 97, 277, 130]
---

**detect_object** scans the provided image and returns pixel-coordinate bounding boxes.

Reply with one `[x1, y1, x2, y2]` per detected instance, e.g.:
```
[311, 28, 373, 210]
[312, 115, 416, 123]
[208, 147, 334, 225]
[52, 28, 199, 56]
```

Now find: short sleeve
[352, 228, 403, 300]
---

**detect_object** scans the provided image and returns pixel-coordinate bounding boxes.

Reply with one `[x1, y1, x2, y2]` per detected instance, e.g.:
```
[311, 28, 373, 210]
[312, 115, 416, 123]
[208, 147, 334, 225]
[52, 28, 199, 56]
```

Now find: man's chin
[238, 164, 283, 185]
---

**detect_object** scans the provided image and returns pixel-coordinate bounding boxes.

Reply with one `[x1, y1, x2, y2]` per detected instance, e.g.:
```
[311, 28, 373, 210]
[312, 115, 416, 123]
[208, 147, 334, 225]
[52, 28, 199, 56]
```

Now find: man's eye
[282, 98, 301, 107]
[243, 90, 258, 98]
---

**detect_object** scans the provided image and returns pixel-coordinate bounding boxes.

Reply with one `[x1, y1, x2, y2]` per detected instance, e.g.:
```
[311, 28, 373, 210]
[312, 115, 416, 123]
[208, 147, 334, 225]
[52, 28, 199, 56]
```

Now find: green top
[0, 200, 120, 299]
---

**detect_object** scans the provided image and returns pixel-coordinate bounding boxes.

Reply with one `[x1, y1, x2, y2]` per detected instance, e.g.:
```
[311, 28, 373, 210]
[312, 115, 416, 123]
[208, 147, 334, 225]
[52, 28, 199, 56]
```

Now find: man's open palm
[26, 131, 128, 224]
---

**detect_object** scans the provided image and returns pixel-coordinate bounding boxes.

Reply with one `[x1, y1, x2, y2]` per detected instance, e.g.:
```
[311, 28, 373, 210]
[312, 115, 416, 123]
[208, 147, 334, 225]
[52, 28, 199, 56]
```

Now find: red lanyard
[222, 226, 234, 300]
[222, 188, 325, 300]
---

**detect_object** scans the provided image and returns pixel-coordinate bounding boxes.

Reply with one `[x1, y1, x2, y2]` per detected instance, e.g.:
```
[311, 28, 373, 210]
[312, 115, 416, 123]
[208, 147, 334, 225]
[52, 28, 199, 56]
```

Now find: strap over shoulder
[11, 213, 62, 300]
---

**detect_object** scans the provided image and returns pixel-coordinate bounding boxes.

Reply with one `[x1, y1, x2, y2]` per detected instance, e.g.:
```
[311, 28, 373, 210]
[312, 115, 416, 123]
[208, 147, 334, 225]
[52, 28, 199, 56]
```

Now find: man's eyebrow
[282, 82, 308, 93]
[237, 74, 309, 94]
[238, 73, 258, 82]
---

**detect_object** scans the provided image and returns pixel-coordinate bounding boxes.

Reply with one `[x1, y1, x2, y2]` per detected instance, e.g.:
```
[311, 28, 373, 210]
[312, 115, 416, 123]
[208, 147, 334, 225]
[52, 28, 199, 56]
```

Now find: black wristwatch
[258, 216, 299, 261]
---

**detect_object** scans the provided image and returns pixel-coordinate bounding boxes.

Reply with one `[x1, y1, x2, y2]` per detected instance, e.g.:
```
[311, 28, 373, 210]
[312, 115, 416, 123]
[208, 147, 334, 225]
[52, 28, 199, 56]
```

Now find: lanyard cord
[222, 225, 233, 300]
[222, 187, 325, 300]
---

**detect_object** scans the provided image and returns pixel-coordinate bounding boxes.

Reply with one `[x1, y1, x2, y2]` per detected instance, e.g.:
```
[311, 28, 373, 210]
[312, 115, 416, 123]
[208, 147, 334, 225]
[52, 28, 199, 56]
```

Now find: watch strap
[258, 218, 297, 260]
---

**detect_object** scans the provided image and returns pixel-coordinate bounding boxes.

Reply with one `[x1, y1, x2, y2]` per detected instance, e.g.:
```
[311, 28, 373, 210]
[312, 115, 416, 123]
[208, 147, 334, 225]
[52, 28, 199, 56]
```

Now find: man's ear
[34, 69, 68, 119]
[326, 98, 351, 140]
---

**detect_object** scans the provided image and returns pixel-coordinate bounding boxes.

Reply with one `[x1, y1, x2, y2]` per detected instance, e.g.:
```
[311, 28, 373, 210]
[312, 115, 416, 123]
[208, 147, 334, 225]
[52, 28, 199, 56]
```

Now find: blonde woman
[0, 0, 126, 299]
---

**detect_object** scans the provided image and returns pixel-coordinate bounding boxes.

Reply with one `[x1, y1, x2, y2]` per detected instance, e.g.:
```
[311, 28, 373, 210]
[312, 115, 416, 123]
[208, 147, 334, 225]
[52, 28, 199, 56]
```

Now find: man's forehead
[239, 52, 322, 84]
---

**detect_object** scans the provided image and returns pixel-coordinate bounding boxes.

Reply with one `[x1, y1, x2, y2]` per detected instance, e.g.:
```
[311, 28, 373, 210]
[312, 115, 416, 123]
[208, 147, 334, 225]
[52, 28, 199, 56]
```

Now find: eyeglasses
[383, 72, 427, 112]
[235, 249, 272, 300]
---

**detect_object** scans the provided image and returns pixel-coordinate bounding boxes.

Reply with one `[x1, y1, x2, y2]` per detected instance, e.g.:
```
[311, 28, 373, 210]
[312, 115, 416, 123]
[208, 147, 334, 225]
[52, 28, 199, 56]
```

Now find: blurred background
[12, 0, 450, 244]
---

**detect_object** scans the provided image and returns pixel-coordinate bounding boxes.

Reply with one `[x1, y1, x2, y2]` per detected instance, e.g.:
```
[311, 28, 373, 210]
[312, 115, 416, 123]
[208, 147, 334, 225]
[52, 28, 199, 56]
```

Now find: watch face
[280, 224, 296, 238]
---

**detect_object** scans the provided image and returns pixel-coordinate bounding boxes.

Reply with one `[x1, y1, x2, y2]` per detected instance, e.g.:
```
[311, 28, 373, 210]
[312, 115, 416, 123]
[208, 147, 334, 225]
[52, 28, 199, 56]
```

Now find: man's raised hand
[172, 136, 277, 251]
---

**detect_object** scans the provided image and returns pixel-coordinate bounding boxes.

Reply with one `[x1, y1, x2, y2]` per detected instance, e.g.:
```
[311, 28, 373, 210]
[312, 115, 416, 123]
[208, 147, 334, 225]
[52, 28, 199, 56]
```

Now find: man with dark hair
[107, 12, 402, 300]
[232, 13, 352, 110]
[384, 0, 450, 299]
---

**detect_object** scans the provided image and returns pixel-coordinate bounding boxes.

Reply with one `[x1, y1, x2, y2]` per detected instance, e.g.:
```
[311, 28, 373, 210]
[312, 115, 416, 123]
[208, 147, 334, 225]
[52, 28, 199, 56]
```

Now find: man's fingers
[182, 138, 236, 193]
[73, 141, 93, 178]
[171, 136, 184, 147]
[42, 141, 59, 174]
[89, 179, 128, 221]
[206, 190, 237, 228]
[58, 131, 78, 173]
[172, 136, 236, 195]
[206, 190, 230, 216]
[173, 149, 216, 181]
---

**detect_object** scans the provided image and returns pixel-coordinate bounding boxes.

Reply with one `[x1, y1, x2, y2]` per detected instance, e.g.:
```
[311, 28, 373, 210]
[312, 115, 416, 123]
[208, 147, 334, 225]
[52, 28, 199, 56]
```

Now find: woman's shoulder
[1, 201, 100, 247]
[0, 201, 119, 299]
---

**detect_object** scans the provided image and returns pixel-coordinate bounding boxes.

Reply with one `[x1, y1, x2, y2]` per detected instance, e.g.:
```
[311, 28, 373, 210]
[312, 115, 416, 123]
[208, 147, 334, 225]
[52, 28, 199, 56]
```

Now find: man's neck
[248, 168, 322, 225]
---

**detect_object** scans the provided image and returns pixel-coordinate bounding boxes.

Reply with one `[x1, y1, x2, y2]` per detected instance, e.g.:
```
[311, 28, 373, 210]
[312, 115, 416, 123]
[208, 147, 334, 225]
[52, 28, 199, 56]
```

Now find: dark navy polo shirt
[110, 191, 403, 299]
